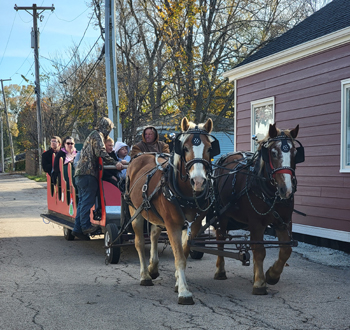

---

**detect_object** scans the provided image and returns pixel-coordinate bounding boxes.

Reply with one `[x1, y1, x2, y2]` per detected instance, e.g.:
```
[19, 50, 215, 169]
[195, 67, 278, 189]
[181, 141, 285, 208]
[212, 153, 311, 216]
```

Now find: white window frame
[340, 78, 350, 173]
[251, 97, 275, 152]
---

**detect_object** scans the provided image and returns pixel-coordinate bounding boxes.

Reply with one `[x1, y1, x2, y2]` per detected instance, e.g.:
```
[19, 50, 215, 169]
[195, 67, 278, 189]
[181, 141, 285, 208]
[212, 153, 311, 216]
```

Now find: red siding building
[223, 0, 350, 248]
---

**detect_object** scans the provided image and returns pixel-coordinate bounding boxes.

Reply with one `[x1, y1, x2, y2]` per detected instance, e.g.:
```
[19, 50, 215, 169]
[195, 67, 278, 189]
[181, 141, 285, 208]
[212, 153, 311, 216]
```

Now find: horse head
[258, 123, 304, 199]
[174, 117, 220, 192]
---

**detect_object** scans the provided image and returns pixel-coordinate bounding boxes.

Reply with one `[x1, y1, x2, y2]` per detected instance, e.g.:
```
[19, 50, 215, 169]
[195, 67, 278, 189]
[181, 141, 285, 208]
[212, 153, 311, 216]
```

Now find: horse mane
[185, 120, 215, 142]
[257, 128, 294, 150]
[184, 121, 210, 132]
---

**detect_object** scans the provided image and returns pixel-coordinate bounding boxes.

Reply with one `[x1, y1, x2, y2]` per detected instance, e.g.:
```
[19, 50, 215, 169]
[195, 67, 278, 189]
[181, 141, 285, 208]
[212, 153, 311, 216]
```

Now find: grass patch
[25, 174, 47, 182]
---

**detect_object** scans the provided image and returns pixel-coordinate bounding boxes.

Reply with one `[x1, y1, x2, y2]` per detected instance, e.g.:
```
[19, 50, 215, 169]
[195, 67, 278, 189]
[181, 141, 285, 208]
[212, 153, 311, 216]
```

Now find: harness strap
[141, 166, 165, 222]
[105, 197, 152, 251]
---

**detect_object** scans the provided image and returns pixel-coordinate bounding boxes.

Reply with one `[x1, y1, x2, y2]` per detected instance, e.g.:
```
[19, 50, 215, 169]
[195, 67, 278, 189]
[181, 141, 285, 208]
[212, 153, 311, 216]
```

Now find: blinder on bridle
[259, 131, 305, 195]
[261, 132, 305, 166]
[174, 127, 221, 159]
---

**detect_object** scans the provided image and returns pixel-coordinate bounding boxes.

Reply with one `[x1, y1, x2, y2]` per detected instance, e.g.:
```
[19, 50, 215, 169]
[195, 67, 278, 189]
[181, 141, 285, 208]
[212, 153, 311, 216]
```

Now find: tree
[92, 0, 324, 136]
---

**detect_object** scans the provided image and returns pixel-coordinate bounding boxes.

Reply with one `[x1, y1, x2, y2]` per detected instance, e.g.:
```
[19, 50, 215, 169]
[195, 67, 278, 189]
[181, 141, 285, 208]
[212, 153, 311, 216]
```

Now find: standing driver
[72, 117, 123, 239]
[130, 126, 169, 158]
[42, 136, 61, 174]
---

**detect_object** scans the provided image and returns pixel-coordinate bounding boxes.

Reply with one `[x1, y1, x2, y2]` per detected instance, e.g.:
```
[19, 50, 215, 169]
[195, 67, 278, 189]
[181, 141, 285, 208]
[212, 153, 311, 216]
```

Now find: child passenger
[113, 141, 130, 179]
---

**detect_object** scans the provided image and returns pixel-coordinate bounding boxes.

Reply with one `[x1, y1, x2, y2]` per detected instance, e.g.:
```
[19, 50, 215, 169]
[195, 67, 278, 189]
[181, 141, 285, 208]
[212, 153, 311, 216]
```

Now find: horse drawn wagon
[41, 118, 305, 303]
[40, 154, 138, 265]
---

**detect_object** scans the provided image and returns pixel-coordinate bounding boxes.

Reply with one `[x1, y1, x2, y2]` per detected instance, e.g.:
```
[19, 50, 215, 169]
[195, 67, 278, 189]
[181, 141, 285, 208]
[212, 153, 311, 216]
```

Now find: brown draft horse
[125, 117, 219, 305]
[213, 123, 304, 295]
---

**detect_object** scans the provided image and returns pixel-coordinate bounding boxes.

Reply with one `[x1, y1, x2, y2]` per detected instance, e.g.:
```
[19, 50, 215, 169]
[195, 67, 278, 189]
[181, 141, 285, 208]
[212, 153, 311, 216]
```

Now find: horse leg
[168, 226, 194, 305]
[250, 226, 267, 295]
[214, 215, 229, 280]
[148, 224, 162, 280]
[182, 217, 203, 259]
[265, 226, 292, 285]
[131, 212, 153, 286]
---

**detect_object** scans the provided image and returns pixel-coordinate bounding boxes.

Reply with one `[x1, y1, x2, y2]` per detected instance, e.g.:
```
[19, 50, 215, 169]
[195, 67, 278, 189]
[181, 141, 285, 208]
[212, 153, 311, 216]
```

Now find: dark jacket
[74, 117, 117, 179]
[102, 152, 119, 184]
[130, 126, 170, 158]
[42, 148, 57, 174]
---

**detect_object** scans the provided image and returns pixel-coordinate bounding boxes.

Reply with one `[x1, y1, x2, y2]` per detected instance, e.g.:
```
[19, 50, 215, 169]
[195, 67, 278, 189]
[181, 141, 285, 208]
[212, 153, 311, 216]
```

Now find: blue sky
[0, 0, 102, 88]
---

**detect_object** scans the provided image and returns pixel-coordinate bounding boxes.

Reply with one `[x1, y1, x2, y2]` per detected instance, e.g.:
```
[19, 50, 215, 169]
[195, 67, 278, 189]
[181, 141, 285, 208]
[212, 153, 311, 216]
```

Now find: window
[251, 97, 275, 152]
[340, 79, 350, 172]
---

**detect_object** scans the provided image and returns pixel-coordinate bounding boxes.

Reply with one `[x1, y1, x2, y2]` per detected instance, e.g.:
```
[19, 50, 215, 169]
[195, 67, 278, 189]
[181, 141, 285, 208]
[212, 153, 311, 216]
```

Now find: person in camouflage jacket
[73, 117, 122, 239]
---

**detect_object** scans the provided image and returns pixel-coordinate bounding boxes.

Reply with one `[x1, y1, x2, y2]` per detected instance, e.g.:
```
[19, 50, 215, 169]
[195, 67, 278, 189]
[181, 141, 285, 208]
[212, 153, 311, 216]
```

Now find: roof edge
[223, 26, 350, 81]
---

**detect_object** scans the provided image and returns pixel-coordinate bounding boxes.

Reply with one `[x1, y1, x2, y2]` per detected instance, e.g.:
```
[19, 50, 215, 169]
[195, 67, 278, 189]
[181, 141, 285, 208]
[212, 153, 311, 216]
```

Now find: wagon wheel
[105, 223, 121, 264]
[63, 227, 74, 241]
[189, 249, 204, 260]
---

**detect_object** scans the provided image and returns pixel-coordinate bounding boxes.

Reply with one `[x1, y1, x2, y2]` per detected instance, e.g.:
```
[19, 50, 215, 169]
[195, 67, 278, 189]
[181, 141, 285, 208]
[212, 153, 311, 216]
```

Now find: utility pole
[105, 0, 121, 141]
[0, 95, 4, 173]
[0, 79, 15, 172]
[14, 4, 55, 175]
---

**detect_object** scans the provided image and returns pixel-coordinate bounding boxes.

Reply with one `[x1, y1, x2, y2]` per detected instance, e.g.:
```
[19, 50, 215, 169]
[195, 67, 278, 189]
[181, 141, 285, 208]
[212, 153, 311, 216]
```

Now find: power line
[0, 12, 17, 68]
[15, 4, 55, 176]
[58, 13, 95, 73]
[60, 35, 102, 84]
[11, 51, 33, 79]
[53, 7, 90, 22]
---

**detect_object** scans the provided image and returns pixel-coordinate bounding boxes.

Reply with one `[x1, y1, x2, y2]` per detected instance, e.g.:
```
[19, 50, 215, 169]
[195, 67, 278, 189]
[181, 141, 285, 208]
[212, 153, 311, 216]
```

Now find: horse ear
[269, 123, 277, 138]
[181, 117, 190, 132]
[203, 118, 213, 133]
[290, 124, 299, 139]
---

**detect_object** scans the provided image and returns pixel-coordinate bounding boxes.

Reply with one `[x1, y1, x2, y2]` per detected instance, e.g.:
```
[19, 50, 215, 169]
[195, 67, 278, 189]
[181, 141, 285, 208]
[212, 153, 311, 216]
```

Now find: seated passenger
[113, 141, 131, 179]
[102, 137, 119, 187]
[52, 136, 77, 186]
[42, 136, 61, 174]
[130, 126, 170, 159]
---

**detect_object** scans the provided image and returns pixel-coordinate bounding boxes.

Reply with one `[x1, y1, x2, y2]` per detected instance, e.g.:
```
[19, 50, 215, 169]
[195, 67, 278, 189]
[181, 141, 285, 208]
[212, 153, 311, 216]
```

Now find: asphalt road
[0, 174, 349, 330]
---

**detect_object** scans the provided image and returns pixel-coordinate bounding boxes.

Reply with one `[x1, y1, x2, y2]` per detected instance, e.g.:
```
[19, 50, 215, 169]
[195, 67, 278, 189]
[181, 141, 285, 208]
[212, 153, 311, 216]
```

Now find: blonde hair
[105, 136, 114, 144]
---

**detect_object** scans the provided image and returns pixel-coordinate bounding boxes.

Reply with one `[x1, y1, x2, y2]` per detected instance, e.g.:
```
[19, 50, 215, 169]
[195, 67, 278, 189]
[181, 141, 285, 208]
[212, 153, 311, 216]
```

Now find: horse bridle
[174, 127, 221, 180]
[260, 132, 305, 191]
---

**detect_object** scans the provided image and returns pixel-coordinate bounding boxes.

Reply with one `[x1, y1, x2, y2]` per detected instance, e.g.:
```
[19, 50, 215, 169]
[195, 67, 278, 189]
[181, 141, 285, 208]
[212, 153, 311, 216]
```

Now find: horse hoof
[252, 287, 267, 295]
[140, 279, 154, 286]
[174, 285, 178, 293]
[178, 296, 195, 305]
[265, 270, 280, 285]
[214, 272, 227, 280]
[150, 272, 159, 280]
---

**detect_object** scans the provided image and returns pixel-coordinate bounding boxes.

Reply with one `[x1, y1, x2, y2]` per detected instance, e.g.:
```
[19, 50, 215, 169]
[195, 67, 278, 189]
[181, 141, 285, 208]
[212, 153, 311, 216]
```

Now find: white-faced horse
[125, 117, 220, 304]
[213, 123, 304, 294]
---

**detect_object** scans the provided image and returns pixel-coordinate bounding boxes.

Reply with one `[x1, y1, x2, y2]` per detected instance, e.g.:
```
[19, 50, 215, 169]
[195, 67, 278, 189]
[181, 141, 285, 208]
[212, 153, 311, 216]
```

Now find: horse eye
[183, 146, 189, 153]
[271, 150, 278, 158]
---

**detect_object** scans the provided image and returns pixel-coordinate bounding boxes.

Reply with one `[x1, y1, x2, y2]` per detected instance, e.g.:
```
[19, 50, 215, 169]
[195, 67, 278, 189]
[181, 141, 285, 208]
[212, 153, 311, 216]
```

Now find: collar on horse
[124, 151, 215, 228]
[162, 154, 214, 211]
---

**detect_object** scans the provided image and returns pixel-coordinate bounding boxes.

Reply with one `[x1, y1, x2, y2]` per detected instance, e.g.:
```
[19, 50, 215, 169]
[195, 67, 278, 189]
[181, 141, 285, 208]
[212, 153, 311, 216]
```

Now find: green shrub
[15, 160, 26, 171]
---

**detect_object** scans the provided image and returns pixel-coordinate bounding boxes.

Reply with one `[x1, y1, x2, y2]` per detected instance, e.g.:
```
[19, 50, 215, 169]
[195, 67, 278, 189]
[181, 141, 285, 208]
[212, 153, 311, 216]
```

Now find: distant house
[223, 0, 350, 249]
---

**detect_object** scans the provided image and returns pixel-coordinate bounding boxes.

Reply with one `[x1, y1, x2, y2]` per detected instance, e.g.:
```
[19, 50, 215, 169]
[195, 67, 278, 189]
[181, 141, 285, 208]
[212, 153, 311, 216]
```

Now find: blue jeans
[73, 175, 98, 233]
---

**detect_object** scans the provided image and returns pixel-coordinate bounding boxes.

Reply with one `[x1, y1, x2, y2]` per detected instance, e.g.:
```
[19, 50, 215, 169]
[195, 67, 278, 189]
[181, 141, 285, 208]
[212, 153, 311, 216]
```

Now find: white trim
[250, 97, 275, 152]
[293, 223, 350, 243]
[340, 78, 350, 173]
[223, 27, 350, 81]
